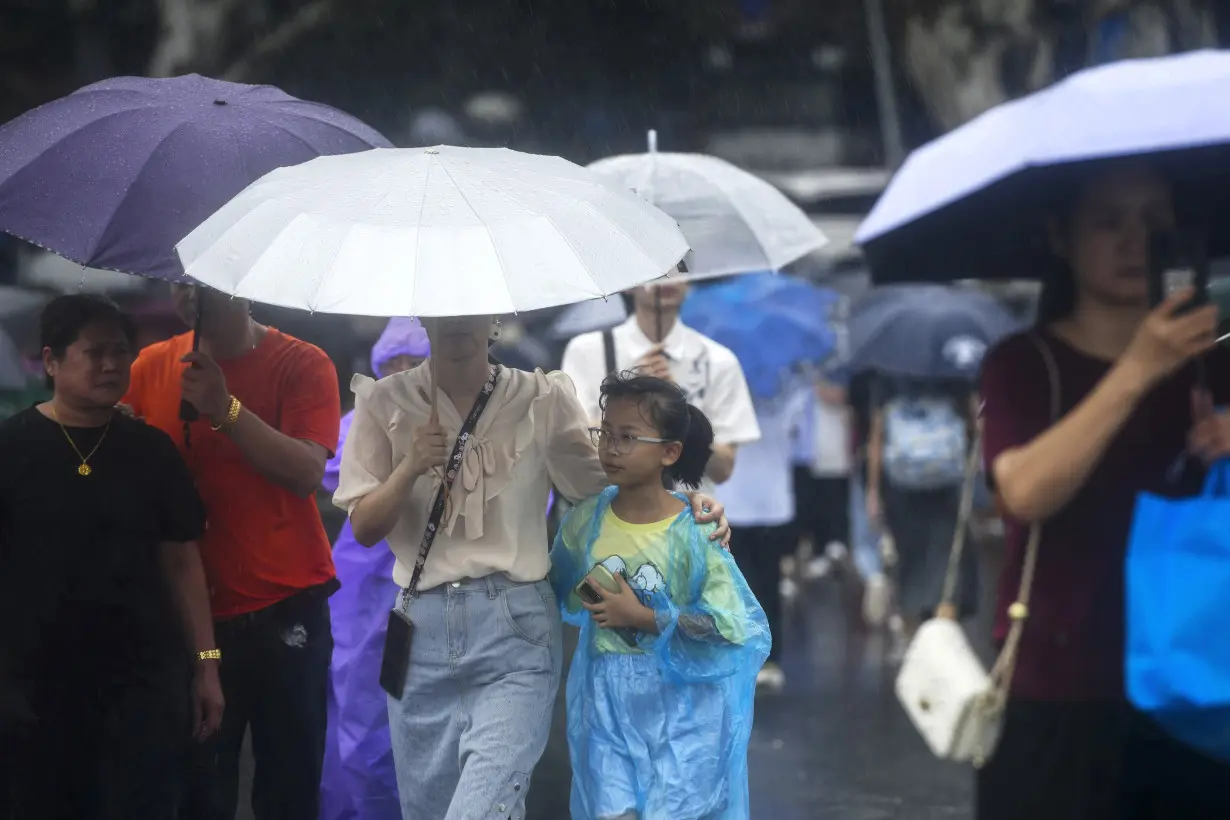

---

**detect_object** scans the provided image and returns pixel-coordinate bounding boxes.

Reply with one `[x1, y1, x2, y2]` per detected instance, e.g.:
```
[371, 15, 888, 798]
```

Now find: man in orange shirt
[125, 285, 340, 820]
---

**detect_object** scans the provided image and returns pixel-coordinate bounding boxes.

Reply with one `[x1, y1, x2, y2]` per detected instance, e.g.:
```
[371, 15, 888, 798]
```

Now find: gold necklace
[50, 406, 111, 476]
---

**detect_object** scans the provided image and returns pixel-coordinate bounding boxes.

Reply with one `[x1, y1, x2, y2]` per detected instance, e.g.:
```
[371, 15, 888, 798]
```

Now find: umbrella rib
[244, 111, 379, 157]
[250, 104, 389, 149]
[433, 160, 519, 313]
[408, 154, 435, 316]
[0, 107, 139, 183]
[445, 159, 672, 295]
[72, 119, 200, 273]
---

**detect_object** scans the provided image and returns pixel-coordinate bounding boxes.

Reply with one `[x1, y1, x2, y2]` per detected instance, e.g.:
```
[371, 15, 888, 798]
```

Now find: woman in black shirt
[0, 295, 221, 819]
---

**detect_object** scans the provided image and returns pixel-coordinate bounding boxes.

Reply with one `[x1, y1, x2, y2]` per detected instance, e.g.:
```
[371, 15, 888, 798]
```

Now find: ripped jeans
[386, 575, 563, 820]
[181, 584, 335, 820]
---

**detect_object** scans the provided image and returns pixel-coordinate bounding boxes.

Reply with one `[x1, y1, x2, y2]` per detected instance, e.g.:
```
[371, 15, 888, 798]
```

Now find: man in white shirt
[561, 281, 760, 491]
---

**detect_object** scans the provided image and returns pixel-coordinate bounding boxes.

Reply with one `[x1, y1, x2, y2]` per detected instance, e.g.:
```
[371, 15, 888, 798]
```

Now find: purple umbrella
[0, 74, 391, 282]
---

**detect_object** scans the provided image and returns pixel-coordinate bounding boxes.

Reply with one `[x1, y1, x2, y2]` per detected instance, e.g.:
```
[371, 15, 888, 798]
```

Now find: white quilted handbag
[895, 336, 1057, 766]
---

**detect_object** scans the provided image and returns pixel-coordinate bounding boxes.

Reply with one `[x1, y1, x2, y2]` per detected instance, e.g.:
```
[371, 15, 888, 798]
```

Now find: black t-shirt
[0, 407, 207, 683]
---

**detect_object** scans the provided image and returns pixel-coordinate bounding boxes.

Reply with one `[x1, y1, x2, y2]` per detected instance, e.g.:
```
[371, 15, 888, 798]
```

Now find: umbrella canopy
[681, 273, 838, 398]
[848, 285, 1020, 381]
[177, 146, 689, 317]
[0, 74, 390, 282]
[856, 50, 1230, 284]
[588, 132, 827, 281]
[548, 297, 629, 340]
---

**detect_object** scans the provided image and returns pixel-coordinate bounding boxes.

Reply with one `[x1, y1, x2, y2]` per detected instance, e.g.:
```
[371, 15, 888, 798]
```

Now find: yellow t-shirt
[567, 506, 742, 654]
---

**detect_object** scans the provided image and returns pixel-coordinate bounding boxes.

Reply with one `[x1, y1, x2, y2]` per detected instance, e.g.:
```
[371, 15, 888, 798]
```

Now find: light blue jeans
[386, 574, 563, 820]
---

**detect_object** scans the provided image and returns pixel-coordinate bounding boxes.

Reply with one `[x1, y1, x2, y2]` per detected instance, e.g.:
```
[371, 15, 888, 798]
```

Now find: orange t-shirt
[125, 329, 340, 618]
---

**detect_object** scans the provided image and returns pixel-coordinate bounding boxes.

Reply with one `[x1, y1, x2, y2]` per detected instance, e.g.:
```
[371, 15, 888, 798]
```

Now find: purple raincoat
[320, 319, 428, 820]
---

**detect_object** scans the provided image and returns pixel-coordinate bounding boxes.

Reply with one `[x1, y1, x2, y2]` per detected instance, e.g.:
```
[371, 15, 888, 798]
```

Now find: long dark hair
[598, 372, 715, 489]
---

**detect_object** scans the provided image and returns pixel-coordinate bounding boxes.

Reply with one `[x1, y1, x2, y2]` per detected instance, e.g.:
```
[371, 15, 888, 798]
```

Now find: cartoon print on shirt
[595, 556, 668, 608]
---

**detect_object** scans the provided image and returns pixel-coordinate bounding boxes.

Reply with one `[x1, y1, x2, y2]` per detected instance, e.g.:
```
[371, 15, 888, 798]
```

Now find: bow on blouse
[446, 433, 497, 540]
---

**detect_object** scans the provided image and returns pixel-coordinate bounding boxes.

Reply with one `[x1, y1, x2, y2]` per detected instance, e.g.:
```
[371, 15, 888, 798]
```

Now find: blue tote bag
[1127, 459, 1230, 762]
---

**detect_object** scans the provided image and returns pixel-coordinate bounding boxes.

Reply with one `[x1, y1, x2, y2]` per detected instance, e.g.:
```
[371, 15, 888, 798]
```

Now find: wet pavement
[526, 562, 989, 820]
[235, 541, 999, 819]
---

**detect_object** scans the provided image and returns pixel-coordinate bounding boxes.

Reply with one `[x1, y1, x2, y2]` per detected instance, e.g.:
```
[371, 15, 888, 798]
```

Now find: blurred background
[2, 2, 1227, 817]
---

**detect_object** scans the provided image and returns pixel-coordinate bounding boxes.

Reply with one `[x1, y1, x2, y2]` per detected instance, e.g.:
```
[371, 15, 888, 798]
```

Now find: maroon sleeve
[979, 333, 1053, 490]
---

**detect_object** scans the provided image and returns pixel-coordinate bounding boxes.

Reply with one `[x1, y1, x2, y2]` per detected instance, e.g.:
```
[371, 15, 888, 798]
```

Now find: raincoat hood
[371, 317, 430, 377]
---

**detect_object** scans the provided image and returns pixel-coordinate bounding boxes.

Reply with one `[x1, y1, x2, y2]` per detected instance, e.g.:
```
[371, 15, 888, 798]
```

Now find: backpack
[882, 396, 967, 490]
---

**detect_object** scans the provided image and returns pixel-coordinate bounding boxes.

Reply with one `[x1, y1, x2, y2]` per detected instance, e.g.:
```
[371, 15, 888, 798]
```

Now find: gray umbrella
[548, 297, 629, 340]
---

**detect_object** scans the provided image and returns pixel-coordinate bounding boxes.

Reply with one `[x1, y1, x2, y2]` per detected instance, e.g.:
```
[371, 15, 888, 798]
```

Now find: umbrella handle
[429, 355, 439, 426]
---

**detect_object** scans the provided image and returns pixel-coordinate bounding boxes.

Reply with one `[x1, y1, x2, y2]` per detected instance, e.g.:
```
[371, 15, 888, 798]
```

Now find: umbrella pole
[180, 289, 204, 448]
[655, 288, 663, 343]
[429, 353, 439, 425]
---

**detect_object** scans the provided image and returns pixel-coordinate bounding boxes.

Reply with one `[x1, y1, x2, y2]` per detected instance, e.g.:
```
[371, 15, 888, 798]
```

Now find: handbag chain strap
[937, 333, 1059, 699]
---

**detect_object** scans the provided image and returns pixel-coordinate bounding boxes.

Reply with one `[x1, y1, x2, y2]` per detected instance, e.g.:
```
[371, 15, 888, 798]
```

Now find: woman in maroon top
[977, 162, 1230, 820]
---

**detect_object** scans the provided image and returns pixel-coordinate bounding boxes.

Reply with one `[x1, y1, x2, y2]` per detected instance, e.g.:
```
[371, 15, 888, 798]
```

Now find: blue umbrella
[682, 273, 838, 398]
[848, 285, 1019, 380]
[856, 51, 1230, 283]
[0, 74, 390, 282]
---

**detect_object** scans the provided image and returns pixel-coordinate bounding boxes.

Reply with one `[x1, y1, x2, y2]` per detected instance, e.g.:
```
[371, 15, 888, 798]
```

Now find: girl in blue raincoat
[550, 372, 770, 820]
[320, 318, 429, 820]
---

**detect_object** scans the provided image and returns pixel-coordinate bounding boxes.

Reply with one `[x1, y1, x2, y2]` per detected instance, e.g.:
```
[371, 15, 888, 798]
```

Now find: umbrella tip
[213, 99, 227, 106]
[647, 130, 657, 153]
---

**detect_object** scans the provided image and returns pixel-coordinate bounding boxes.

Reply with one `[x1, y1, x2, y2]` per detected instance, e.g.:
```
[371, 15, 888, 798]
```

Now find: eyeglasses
[588, 427, 671, 456]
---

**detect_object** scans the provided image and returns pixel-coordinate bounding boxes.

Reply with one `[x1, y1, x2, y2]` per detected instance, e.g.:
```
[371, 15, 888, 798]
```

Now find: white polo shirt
[561, 317, 761, 494]
[719, 387, 811, 527]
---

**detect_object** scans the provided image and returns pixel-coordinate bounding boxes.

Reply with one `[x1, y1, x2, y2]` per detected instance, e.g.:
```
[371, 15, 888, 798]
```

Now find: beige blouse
[333, 365, 608, 592]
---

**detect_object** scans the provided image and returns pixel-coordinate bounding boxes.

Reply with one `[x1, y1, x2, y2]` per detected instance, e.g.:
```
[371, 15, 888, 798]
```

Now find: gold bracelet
[210, 396, 242, 432]
[197, 649, 222, 661]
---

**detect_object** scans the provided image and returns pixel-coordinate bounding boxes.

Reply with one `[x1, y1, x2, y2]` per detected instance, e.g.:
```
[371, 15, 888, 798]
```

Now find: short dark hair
[598, 371, 715, 489]
[41, 294, 137, 387]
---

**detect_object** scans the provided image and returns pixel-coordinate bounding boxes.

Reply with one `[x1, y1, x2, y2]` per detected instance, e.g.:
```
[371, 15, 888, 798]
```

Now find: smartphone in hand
[1148, 229, 1209, 313]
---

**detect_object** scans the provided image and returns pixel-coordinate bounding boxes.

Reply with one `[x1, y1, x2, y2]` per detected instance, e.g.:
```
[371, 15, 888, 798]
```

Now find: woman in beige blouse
[334, 315, 728, 820]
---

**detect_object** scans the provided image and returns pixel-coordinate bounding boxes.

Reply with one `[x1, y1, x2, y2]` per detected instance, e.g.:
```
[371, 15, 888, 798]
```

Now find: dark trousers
[792, 467, 850, 550]
[181, 587, 334, 820]
[730, 524, 794, 663]
[2, 661, 190, 819]
[977, 699, 1230, 820]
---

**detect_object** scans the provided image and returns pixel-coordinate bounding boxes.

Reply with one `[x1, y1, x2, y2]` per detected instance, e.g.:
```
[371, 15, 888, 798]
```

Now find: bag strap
[987, 334, 1061, 694]
[602, 329, 617, 375]
[938, 424, 983, 606]
[402, 365, 502, 603]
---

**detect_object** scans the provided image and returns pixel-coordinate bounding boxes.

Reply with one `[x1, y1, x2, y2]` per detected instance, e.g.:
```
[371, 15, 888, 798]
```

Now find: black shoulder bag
[379, 365, 501, 696]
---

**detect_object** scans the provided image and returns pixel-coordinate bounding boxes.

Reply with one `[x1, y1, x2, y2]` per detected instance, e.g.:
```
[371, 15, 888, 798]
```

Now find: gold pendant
[77, 463, 92, 476]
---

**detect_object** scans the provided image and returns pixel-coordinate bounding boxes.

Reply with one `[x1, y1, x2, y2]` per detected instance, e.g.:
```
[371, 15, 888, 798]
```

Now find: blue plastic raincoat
[320, 318, 428, 820]
[549, 488, 771, 820]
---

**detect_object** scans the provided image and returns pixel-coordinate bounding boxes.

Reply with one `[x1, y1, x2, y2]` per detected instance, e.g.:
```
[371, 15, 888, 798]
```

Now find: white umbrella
[176, 146, 688, 317]
[587, 131, 827, 282]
